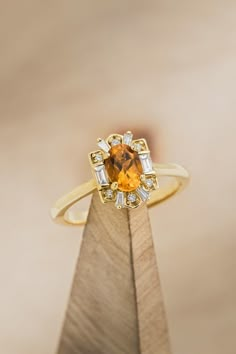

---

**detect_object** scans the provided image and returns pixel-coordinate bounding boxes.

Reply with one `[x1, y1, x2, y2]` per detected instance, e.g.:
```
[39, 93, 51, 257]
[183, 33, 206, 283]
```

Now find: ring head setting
[89, 131, 158, 209]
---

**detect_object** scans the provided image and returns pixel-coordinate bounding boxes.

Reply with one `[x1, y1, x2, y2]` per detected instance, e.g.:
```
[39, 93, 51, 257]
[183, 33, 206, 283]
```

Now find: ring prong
[140, 174, 146, 182]
[111, 182, 118, 191]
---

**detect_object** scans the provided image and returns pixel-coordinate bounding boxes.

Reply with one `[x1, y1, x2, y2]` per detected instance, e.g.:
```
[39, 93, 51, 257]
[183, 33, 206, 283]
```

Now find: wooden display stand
[57, 191, 171, 354]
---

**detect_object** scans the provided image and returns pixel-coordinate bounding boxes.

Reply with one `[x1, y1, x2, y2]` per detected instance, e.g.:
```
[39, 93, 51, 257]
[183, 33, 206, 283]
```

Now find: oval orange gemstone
[105, 144, 143, 192]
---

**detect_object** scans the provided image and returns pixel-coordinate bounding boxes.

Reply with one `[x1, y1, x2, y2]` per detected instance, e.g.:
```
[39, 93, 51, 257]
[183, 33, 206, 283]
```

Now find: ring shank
[51, 163, 189, 226]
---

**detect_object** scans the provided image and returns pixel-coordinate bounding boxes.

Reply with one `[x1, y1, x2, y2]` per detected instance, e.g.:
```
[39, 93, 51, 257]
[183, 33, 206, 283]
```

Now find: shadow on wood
[57, 191, 171, 354]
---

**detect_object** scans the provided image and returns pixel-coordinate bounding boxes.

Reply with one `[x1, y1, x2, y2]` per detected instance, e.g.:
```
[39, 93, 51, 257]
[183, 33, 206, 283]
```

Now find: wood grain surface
[58, 191, 171, 354]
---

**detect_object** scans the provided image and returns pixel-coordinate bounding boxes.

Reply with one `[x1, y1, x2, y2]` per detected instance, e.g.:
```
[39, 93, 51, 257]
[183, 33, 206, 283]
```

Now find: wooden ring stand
[57, 191, 171, 354]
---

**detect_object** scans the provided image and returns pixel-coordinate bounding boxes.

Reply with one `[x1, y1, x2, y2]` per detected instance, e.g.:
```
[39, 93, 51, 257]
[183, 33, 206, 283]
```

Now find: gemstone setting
[89, 131, 158, 209]
[97, 139, 110, 153]
[139, 153, 154, 174]
[132, 142, 142, 152]
[105, 144, 143, 192]
[115, 191, 125, 209]
[136, 186, 150, 201]
[111, 138, 121, 146]
[127, 193, 137, 202]
[123, 131, 133, 145]
[94, 165, 109, 186]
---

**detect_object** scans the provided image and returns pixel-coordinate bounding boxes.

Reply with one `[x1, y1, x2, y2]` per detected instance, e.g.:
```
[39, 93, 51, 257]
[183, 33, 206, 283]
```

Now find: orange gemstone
[105, 144, 143, 192]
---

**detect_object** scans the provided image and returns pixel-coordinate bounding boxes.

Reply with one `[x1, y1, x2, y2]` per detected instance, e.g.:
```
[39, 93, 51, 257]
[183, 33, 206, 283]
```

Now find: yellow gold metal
[111, 182, 118, 190]
[51, 163, 189, 226]
[140, 174, 146, 182]
[131, 138, 148, 152]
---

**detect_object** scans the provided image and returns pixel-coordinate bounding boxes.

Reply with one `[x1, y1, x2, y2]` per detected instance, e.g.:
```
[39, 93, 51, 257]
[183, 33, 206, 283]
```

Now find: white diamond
[105, 189, 113, 199]
[133, 143, 142, 152]
[115, 191, 125, 208]
[97, 139, 110, 153]
[94, 153, 103, 162]
[146, 179, 153, 188]
[127, 193, 137, 202]
[111, 139, 120, 146]
[139, 153, 153, 173]
[94, 165, 109, 185]
[123, 132, 133, 145]
[136, 186, 150, 201]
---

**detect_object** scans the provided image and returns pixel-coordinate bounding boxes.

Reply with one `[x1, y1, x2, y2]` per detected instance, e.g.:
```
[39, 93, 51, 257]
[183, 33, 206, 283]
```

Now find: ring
[51, 131, 189, 226]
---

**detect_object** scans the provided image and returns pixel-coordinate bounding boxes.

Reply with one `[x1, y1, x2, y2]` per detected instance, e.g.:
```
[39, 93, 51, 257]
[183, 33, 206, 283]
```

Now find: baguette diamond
[136, 186, 150, 201]
[139, 153, 153, 173]
[95, 165, 109, 185]
[115, 191, 125, 208]
[123, 131, 133, 146]
[97, 139, 110, 153]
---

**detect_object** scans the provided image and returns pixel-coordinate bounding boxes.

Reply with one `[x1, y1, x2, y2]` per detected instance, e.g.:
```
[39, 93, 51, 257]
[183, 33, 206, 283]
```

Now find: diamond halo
[89, 131, 158, 209]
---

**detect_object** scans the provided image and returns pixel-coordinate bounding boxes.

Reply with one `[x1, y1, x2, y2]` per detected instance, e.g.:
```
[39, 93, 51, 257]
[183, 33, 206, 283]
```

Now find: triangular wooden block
[58, 191, 171, 354]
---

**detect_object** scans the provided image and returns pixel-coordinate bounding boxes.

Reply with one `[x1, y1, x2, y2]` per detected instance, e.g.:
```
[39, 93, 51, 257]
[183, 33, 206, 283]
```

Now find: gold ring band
[51, 163, 189, 226]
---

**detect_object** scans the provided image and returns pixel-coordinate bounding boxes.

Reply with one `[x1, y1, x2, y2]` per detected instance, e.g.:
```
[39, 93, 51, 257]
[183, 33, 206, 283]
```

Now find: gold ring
[51, 131, 189, 226]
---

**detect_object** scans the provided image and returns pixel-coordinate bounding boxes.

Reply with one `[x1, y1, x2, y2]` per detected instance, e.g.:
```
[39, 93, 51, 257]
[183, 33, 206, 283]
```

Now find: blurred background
[0, 1, 235, 354]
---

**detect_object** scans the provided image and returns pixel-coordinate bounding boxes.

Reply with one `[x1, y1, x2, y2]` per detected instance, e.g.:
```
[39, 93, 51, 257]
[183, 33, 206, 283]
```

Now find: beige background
[0, 1, 236, 354]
